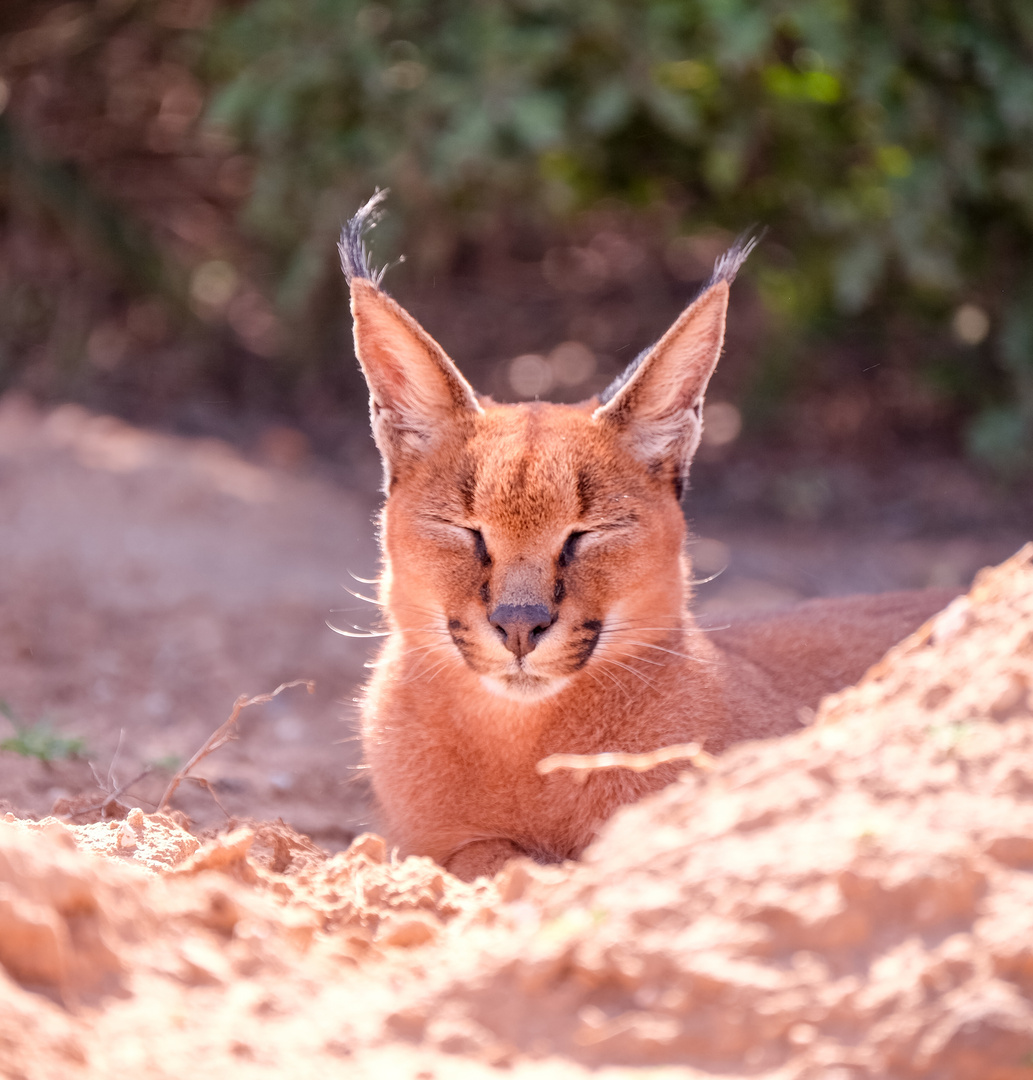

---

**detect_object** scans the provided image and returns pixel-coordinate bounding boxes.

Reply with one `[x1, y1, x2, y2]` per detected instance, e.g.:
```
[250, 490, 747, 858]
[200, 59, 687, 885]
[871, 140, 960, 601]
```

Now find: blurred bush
[201, 0, 1033, 467]
[0, 0, 1031, 469]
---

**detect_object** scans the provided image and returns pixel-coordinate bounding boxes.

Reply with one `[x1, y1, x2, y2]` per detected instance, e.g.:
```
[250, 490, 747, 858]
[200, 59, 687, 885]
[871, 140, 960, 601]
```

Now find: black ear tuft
[694, 228, 763, 298]
[339, 190, 390, 286]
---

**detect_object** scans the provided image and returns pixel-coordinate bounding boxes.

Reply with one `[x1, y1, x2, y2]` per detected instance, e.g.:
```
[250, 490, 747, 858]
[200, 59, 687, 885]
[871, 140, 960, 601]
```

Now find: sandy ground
[0, 541, 1031, 1079]
[0, 393, 382, 842]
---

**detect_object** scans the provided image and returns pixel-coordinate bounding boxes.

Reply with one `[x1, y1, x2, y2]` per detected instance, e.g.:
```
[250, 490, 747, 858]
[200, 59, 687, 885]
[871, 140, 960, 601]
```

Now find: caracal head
[342, 193, 754, 703]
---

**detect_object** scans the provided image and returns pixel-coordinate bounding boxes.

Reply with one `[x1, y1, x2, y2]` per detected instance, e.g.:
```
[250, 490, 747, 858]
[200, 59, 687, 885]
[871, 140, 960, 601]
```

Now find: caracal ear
[593, 236, 757, 491]
[340, 192, 482, 483]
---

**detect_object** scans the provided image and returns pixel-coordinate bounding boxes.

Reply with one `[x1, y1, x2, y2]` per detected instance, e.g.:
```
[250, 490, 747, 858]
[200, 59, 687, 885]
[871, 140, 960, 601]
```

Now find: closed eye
[468, 528, 491, 566]
[559, 530, 588, 567]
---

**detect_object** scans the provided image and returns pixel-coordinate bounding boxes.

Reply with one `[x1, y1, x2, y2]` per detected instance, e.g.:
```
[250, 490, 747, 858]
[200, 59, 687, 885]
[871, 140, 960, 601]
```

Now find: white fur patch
[479, 673, 572, 703]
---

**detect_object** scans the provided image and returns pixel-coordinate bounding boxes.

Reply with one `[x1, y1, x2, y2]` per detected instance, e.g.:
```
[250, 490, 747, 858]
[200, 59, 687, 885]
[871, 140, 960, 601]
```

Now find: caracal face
[341, 191, 755, 708]
[382, 401, 688, 701]
[342, 192, 752, 708]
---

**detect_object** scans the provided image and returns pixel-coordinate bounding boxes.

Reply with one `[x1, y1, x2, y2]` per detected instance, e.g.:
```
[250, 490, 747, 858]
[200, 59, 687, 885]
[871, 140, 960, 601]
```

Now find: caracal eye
[467, 528, 491, 566]
[559, 530, 587, 567]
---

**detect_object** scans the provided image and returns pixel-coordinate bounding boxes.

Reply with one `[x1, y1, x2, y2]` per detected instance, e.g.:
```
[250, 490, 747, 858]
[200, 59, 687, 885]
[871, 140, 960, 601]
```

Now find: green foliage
[202, 0, 1033, 464]
[0, 700, 86, 762]
[0, 117, 168, 295]
[148, 753, 183, 774]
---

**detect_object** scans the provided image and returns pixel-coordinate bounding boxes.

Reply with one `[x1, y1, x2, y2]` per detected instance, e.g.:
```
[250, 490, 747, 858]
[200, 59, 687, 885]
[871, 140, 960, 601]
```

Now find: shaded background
[1, 0, 1032, 842]
[2, 0, 1033, 472]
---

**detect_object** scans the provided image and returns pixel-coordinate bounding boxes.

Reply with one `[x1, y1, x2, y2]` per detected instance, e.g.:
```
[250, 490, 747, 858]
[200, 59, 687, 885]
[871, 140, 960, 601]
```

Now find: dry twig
[536, 741, 716, 783]
[79, 766, 154, 817]
[185, 775, 230, 818]
[159, 679, 314, 811]
[80, 727, 154, 816]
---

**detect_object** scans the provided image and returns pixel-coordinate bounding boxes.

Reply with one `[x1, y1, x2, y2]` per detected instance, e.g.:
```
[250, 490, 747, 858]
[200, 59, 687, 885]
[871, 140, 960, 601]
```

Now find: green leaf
[582, 80, 633, 135]
[509, 92, 566, 150]
[0, 722, 86, 762]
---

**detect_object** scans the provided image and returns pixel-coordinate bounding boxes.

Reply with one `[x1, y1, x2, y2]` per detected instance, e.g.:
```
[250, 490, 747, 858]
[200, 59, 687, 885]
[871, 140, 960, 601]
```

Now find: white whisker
[595, 664, 633, 701]
[602, 657, 659, 692]
[580, 667, 607, 691]
[687, 567, 726, 585]
[608, 647, 664, 667]
[326, 620, 392, 639]
[604, 621, 730, 635]
[342, 586, 384, 606]
[610, 639, 694, 661]
[391, 641, 441, 660]
[412, 656, 453, 685]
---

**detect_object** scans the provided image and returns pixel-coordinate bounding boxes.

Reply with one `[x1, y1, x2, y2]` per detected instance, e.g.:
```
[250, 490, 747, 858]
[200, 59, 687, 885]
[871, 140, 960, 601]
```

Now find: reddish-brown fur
[348, 257, 951, 882]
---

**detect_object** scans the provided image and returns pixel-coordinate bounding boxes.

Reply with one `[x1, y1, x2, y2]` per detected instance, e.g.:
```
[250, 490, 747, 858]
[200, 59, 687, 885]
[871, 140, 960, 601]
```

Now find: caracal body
[342, 196, 951, 880]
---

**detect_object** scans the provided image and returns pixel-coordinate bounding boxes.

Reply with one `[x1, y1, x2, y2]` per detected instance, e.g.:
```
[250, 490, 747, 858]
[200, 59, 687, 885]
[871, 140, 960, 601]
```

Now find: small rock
[497, 860, 532, 903]
[984, 835, 1033, 869]
[348, 833, 386, 863]
[787, 1022, 818, 1046]
[376, 914, 440, 948]
[932, 596, 972, 645]
[989, 672, 1029, 720]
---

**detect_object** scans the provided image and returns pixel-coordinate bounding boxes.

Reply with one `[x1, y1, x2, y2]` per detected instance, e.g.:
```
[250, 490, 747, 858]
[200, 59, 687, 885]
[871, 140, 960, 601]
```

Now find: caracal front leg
[443, 838, 526, 881]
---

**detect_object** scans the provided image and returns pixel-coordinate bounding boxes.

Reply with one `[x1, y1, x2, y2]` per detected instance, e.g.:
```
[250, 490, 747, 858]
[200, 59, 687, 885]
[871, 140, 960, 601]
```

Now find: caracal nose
[489, 603, 556, 658]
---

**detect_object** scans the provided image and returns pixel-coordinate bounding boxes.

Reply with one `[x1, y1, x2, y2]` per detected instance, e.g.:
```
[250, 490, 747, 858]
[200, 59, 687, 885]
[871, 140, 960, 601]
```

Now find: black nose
[489, 603, 556, 658]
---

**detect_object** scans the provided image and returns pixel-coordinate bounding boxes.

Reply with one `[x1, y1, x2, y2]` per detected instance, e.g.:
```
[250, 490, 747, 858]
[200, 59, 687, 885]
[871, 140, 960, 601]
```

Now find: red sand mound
[0, 546, 1031, 1079]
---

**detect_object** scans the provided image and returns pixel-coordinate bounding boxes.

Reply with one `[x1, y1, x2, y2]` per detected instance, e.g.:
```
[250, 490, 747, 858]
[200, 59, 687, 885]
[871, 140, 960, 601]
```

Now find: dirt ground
[1, 393, 1032, 1078]
[0, 392, 382, 843]
[0, 530, 1030, 1078]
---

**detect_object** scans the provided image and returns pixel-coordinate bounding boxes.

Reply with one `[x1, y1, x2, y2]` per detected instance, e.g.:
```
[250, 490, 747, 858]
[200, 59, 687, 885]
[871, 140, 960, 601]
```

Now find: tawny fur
[345, 221, 952, 882]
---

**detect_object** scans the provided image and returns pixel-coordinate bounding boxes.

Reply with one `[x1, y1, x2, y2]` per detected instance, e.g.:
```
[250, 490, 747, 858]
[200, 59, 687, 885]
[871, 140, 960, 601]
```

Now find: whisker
[602, 657, 659, 692]
[348, 569, 381, 585]
[392, 601, 447, 618]
[337, 593, 463, 630]
[342, 586, 384, 607]
[411, 656, 453, 685]
[326, 620, 392, 639]
[608, 648, 665, 667]
[391, 641, 446, 663]
[687, 567, 726, 586]
[600, 622, 728, 636]
[580, 668, 607, 691]
[608, 639, 696, 661]
[361, 632, 453, 666]
[402, 642, 456, 681]
[612, 638, 718, 665]
[600, 617, 682, 626]
[595, 664, 633, 701]
[328, 606, 383, 615]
